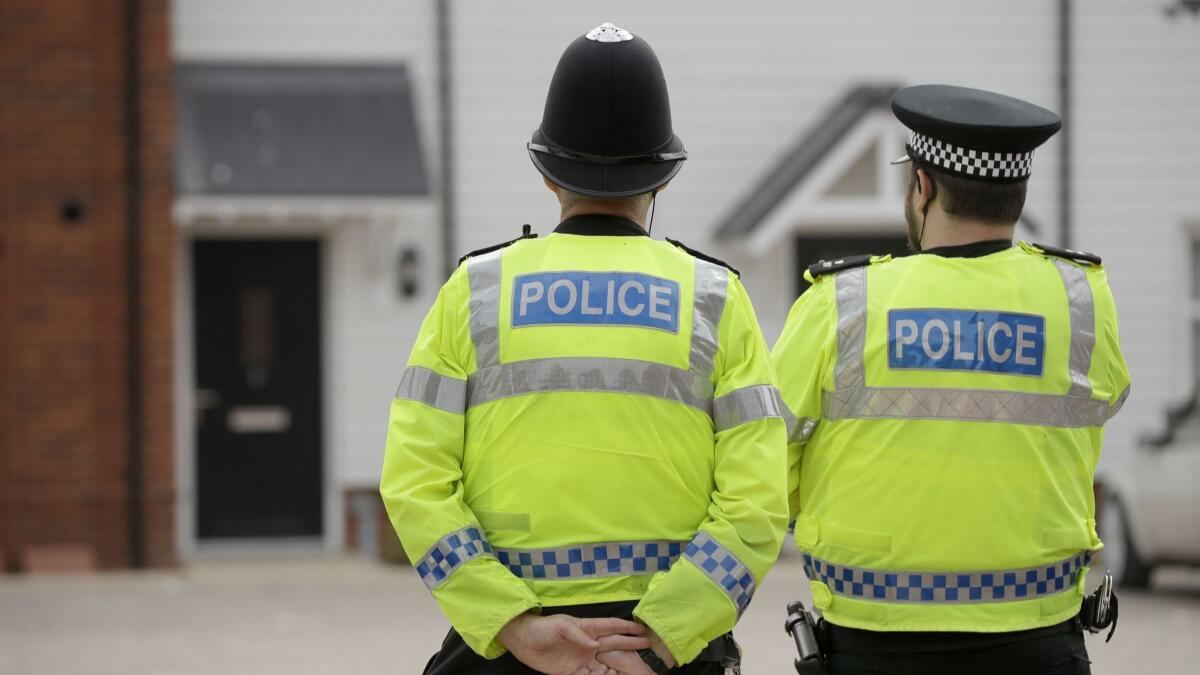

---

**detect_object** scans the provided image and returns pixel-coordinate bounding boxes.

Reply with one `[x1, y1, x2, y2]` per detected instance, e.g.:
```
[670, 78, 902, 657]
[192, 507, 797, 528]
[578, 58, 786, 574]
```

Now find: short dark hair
[911, 161, 1028, 225]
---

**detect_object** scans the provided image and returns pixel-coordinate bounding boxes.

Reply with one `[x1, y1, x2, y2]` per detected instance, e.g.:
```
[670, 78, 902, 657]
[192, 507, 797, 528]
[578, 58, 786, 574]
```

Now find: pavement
[2, 551, 1197, 674]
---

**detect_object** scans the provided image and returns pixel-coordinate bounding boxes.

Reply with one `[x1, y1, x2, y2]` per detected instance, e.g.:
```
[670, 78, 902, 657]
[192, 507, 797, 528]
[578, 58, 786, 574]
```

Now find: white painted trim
[173, 221, 344, 561]
[174, 195, 428, 228]
[747, 111, 903, 255]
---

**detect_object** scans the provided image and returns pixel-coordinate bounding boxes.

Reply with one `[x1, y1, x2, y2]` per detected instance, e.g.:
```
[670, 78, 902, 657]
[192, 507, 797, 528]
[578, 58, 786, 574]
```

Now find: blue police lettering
[888, 309, 1045, 375]
[512, 271, 679, 332]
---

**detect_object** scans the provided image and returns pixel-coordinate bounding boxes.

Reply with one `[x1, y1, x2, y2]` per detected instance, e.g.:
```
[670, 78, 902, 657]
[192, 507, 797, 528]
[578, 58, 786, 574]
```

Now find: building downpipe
[124, 0, 146, 568]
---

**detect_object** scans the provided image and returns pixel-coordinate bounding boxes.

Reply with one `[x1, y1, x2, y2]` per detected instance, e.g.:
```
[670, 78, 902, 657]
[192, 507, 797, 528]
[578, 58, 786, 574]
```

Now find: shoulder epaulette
[1029, 242, 1102, 266]
[665, 238, 740, 277]
[458, 224, 537, 264]
[807, 254, 876, 280]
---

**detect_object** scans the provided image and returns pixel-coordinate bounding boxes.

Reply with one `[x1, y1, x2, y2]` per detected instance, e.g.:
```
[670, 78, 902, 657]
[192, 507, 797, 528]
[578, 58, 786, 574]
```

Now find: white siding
[1075, 1, 1200, 460]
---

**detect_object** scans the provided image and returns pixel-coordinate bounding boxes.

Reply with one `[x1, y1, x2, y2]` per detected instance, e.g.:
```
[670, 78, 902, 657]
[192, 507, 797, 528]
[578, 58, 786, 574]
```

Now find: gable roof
[715, 84, 900, 239]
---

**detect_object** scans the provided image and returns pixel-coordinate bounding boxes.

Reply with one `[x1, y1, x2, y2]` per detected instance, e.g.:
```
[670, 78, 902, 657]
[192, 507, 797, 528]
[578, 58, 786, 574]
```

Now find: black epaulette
[666, 238, 740, 277]
[1031, 242, 1102, 266]
[458, 224, 537, 264]
[807, 254, 875, 280]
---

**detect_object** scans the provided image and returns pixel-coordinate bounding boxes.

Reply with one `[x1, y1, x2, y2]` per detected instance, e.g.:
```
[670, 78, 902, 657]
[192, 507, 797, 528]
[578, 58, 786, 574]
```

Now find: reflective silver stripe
[823, 385, 1121, 427]
[415, 525, 494, 591]
[792, 416, 818, 443]
[713, 384, 786, 432]
[684, 531, 756, 616]
[1054, 260, 1096, 399]
[803, 550, 1092, 604]
[690, 259, 728, 378]
[1111, 384, 1131, 417]
[467, 251, 502, 369]
[833, 267, 868, 391]
[394, 366, 467, 414]
[496, 540, 686, 580]
[467, 357, 713, 413]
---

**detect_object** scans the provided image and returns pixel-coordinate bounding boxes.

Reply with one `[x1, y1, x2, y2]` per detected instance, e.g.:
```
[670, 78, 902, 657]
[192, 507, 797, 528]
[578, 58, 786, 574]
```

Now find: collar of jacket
[921, 239, 1012, 259]
[554, 214, 649, 237]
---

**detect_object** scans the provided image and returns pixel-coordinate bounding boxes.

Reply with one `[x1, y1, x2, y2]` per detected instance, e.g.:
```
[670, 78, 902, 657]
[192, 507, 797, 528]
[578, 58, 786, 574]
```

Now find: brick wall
[0, 0, 175, 570]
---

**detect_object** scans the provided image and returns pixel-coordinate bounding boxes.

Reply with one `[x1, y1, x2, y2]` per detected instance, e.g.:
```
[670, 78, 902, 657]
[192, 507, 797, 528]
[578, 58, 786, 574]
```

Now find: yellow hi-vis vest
[381, 224, 789, 663]
[771, 242, 1131, 633]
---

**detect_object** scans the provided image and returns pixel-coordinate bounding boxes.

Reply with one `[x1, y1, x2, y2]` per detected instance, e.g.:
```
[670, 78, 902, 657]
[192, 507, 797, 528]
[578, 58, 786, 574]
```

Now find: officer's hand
[593, 650, 654, 675]
[595, 627, 674, 675]
[497, 613, 650, 675]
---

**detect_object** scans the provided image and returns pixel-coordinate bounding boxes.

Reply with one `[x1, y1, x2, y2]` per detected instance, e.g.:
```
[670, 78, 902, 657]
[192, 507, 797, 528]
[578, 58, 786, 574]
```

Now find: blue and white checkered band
[908, 131, 1034, 180]
[496, 540, 686, 580]
[802, 551, 1092, 604]
[415, 525, 494, 591]
[684, 531, 757, 616]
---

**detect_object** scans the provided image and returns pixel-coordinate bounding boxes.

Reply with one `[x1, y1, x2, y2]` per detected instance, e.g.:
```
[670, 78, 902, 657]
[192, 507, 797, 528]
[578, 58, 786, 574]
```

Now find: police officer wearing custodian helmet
[381, 23, 789, 675]
[772, 85, 1131, 674]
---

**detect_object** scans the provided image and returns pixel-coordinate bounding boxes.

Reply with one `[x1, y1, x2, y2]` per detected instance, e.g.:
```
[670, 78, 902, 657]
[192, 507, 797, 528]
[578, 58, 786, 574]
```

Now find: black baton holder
[785, 600, 827, 675]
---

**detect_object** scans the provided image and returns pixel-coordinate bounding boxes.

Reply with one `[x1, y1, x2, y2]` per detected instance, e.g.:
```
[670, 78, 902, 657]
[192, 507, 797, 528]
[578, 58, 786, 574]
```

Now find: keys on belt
[1078, 569, 1119, 642]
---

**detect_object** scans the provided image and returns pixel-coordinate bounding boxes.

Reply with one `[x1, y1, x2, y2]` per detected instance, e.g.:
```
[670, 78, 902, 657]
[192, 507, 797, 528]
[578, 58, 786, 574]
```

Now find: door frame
[174, 223, 341, 559]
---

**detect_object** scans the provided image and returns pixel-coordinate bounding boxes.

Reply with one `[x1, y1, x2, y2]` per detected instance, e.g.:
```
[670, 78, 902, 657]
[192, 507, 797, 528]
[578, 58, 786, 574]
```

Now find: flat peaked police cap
[890, 84, 1062, 183]
[528, 23, 686, 198]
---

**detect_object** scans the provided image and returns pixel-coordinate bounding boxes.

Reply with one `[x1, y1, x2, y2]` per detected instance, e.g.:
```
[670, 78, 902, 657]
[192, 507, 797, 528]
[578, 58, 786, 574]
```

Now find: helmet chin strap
[647, 190, 658, 236]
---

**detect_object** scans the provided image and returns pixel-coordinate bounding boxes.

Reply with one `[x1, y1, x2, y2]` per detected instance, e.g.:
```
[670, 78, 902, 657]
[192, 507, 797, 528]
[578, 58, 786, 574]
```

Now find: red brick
[0, 0, 175, 570]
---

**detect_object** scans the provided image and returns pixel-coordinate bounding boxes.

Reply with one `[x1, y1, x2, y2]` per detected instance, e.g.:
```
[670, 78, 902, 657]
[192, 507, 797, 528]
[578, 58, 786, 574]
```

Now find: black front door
[193, 240, 323, 539]
[794, 234, 911, 295]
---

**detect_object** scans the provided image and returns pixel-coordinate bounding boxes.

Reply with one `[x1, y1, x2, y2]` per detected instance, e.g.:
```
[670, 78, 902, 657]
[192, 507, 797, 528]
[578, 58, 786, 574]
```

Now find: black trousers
[824, 621, 1092, 675]
[422, 601, 727, 675]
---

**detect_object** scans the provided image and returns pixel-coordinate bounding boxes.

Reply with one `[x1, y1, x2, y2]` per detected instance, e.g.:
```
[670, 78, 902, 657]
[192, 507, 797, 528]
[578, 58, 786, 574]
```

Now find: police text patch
[511, 271, 679, 332]
[888, 309, 1045, 375]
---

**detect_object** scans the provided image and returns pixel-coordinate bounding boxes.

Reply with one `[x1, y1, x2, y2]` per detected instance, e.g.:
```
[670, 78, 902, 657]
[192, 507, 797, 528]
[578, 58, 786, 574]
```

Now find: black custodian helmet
[528, 23, 686, 198]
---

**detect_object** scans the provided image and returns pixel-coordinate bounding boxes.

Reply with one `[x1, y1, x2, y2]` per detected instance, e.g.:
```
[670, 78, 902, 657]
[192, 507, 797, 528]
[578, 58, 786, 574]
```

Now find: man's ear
[915, 168, 933, 210]
[543, 176, 561, 195]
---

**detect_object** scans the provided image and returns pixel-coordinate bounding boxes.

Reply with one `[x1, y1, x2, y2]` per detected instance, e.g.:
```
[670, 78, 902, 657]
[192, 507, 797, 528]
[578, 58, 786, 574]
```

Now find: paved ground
[2, 552, 1197, 674]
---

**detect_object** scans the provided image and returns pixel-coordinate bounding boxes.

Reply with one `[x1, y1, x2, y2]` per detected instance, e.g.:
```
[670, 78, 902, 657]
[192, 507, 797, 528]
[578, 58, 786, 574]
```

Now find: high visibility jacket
[771, 241, 1131, 633]
[381, 216, 789, 663]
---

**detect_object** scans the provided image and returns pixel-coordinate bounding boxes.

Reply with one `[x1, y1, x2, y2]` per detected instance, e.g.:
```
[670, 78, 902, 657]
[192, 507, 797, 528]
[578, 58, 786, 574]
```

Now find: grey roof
[715, 84, 900, 239]
[176, 65, 428, 196]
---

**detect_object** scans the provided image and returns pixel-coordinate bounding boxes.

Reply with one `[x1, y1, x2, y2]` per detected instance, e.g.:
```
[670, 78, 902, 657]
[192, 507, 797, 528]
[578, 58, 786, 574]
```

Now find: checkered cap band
[802, 550, 1091, 604]
[415, 525, 494, 591]
[684, 531, 757, 616]
[495, 540, 686, 580]
[907, 131, 1034, 180]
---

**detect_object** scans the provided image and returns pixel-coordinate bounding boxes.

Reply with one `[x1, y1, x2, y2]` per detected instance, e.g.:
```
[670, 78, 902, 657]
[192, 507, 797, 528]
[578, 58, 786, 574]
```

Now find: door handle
[195, 389, 222, 410]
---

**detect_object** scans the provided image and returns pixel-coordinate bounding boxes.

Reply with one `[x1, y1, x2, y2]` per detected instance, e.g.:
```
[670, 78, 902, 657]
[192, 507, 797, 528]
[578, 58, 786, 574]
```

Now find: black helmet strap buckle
[528, 140, 687, 166]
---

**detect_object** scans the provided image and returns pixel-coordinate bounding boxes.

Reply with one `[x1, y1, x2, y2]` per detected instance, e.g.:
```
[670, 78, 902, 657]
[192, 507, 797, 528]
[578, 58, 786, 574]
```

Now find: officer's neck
[920, 209, 1015, 250]
[560, 201, 648, 228]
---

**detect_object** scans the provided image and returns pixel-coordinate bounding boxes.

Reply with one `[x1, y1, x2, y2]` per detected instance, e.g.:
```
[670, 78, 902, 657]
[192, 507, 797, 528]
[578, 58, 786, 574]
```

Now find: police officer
[381, 23, 789, 675]
[772, 85, 1131, 675]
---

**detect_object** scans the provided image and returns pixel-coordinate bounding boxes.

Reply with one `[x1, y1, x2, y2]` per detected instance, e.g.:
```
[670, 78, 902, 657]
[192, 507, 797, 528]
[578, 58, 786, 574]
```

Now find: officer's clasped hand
[496, 612, 652, 675]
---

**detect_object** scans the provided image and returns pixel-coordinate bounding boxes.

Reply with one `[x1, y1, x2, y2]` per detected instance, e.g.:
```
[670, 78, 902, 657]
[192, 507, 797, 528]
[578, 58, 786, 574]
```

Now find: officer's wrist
[646, 627, 676, 668]
[496, 611, 538, 655]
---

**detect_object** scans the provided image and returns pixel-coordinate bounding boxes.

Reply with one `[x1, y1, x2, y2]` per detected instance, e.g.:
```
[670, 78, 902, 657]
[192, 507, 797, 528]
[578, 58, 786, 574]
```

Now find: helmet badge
[586, 22, 633, 43]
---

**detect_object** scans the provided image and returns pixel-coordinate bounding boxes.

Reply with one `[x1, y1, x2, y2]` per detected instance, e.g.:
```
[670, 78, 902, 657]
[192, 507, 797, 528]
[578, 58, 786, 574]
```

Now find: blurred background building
[1, 0, 1197, 571]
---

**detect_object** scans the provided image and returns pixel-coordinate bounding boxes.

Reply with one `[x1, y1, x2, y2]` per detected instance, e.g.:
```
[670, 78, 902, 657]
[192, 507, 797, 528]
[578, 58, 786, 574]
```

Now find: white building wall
[1075, 2, 1200, 460]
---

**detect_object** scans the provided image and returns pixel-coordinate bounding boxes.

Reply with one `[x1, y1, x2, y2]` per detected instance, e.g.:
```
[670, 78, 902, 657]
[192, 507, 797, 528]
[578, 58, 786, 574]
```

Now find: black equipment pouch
[695, 633, 742, 674]
[1077, 570, 1119, 642]
[785, 600, 827, 675]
